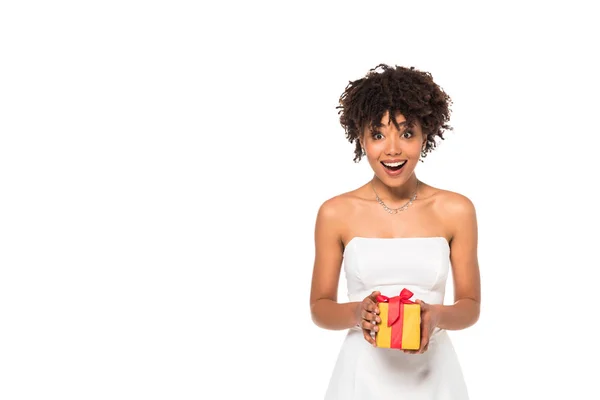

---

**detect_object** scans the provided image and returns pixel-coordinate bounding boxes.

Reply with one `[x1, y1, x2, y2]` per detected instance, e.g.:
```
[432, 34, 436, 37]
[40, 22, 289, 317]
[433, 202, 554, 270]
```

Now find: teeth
[382, 161, 406, 167]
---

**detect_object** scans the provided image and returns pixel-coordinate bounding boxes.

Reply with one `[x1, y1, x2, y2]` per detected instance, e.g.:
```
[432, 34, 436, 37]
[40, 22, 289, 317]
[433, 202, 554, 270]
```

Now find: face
[359, 111, 426, 187]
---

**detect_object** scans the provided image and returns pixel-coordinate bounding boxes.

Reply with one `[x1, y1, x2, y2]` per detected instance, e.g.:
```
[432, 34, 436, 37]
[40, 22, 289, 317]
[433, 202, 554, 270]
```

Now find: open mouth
[381, 160, 407, 171]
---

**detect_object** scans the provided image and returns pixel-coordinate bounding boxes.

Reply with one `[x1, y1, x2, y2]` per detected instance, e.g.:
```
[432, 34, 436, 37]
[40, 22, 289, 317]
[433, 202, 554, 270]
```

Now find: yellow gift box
[375, 289, 421, 350]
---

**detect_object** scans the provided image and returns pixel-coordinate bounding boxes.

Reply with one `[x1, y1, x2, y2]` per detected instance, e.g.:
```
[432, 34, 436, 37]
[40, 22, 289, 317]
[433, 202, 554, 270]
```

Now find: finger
[420, 333, 429, 351]
[360, 319, 379, 334]
[417, 343, 429, 354]
[419, 316, 430, 353]
[370, 300, 380, 316]
[362, 303, 380, 321]
[364, 296, 379, 310]
[362, 326, 378, 346]
[362, 329, 374, 345]
[363, 301, 377, 314]
[368, 291, 381, 303]
[361, 310, 381, 324]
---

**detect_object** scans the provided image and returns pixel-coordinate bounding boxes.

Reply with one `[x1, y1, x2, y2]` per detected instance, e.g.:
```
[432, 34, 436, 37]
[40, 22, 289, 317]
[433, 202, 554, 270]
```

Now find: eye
[372, 132, 383, 140]
[402, 130, 414, 139]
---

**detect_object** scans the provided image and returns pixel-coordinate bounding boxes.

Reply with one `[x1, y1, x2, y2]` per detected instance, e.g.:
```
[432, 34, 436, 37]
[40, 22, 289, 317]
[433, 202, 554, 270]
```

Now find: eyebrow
[373, 121, 407, 128]
[372, 123, 414, 133]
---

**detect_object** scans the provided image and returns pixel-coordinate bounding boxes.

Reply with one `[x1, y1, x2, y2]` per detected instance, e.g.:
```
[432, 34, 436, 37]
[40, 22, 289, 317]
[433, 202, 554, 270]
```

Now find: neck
[371, 174, 420, 203]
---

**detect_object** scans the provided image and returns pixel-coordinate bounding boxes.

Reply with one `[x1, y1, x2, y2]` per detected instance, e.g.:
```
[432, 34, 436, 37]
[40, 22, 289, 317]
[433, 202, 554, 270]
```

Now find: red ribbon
[376, 289, 416, 349]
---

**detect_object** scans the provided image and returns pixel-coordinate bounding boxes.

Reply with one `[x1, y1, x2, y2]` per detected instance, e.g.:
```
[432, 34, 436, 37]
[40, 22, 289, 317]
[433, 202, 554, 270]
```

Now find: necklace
[371, 180, 419, 214]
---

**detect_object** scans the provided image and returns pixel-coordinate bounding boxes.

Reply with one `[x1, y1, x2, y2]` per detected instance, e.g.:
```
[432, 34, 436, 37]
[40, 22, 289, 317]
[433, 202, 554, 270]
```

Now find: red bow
[376, 289, 417, 349]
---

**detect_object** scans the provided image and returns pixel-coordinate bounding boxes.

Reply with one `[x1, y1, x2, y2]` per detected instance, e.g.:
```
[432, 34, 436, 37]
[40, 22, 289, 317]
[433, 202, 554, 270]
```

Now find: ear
[359, 124, 369, 148]
[359, 135, 365, 150]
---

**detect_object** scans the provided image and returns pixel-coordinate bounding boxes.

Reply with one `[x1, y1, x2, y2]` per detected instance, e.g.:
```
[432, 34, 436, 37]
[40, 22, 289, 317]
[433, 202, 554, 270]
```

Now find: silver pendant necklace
[371, 180, 419, 214]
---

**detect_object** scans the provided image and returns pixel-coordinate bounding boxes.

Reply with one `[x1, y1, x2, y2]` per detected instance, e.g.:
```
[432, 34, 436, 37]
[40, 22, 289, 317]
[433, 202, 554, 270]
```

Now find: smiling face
[360, 111, 426, 188]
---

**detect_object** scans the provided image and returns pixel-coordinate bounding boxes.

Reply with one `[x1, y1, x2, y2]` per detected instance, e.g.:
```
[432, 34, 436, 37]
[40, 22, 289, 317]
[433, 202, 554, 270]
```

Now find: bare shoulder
[429, 187, 476, 217]
[317, 192, 351, 220]
[316, 191, 349, 227]
[317, 188, 364, 217]
[426, 187, 477, 242]
[315, 189, 365, 239]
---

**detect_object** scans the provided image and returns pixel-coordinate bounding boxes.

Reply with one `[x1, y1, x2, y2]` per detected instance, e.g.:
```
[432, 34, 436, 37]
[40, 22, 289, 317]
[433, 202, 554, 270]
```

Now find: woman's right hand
[355, 291, 381, 346]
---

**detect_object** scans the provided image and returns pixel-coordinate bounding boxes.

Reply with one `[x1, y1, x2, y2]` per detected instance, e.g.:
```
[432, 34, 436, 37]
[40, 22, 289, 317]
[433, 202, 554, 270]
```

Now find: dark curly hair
[337, 64, 453, 163]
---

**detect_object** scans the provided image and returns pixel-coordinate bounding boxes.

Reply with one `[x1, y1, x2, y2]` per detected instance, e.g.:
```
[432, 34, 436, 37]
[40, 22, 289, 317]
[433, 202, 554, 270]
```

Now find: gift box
[375, 289, 421, 350]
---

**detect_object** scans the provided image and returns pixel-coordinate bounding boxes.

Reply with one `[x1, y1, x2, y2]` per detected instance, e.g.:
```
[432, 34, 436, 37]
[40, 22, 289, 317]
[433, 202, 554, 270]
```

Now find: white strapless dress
[324, 237, 469, 400]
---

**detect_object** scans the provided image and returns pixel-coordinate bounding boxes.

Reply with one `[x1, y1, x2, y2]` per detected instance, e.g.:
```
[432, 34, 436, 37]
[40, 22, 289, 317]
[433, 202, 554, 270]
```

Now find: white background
[1, 1, 599, 399]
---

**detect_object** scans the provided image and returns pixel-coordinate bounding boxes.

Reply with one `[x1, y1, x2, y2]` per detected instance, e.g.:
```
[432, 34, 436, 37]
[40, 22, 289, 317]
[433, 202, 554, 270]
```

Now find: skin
[309, 111, 481, 354]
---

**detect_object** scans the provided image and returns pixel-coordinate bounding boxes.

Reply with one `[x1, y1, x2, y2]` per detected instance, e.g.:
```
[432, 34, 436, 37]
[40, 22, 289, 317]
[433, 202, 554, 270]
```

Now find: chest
[349, 202, 446, 238]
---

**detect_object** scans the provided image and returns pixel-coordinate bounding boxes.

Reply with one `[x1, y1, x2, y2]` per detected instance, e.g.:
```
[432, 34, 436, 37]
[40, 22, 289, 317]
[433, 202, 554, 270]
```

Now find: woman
[309, 64, 481, 399]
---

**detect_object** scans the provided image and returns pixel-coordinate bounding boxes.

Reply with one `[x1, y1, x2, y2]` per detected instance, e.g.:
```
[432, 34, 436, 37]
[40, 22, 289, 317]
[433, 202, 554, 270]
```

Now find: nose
[385, 135, 402, 156]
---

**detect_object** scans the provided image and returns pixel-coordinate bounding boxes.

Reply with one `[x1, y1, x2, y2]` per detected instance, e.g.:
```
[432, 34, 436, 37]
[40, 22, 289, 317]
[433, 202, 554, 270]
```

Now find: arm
[309, 198, 360, 330]
[432, 194, 481, 330]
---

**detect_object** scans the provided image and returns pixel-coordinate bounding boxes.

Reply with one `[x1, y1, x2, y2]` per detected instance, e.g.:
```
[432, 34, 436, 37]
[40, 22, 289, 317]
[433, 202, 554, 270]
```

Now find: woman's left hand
[403, 299, 440, 355]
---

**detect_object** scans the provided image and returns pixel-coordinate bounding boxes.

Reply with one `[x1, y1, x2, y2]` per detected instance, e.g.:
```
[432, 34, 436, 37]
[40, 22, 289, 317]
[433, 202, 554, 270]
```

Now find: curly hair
[337, 64, 453, 163]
